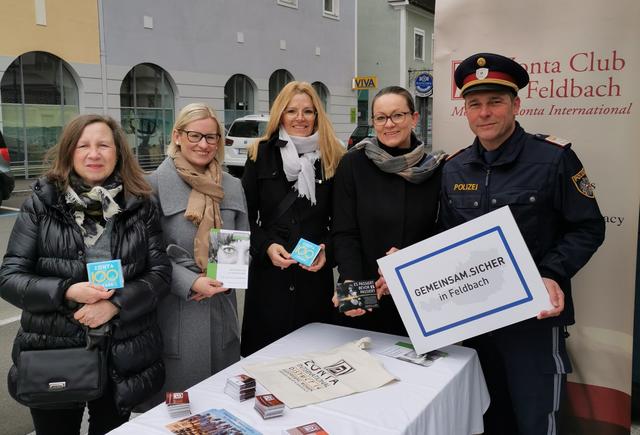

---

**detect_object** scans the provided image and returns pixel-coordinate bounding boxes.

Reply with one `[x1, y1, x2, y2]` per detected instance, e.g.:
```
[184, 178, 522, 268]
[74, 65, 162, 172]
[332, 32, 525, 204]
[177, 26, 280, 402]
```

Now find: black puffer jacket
[0, 177, 171, 413]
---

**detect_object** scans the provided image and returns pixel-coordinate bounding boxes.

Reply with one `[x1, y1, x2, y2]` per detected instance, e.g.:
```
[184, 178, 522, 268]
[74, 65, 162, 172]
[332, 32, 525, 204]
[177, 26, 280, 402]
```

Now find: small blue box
[86, 259, 124, 289]
[290, 238, 322, 267]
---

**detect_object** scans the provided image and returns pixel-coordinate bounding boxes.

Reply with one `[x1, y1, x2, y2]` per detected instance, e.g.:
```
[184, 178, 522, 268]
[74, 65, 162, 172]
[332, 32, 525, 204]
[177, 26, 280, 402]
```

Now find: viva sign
[352, 76, 377, 90]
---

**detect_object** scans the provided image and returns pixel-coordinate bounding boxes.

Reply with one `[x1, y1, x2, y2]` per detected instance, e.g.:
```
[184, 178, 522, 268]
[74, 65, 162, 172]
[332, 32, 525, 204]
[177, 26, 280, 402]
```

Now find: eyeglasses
[371, 111, 412, 126]
[283, 108, 317, 119]
[179, 129, 221, 145]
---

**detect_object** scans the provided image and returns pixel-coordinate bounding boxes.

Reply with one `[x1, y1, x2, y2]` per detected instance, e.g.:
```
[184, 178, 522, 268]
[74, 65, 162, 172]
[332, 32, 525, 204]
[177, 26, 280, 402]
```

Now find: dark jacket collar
[464, 122, 526, 167]
[265, 132, 288, 149]
[33, 176, 142, 212]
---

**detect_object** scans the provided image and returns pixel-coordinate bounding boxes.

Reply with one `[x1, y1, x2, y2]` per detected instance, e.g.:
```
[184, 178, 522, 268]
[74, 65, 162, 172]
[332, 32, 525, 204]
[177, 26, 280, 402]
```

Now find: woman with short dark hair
[332, 86, 445, 335]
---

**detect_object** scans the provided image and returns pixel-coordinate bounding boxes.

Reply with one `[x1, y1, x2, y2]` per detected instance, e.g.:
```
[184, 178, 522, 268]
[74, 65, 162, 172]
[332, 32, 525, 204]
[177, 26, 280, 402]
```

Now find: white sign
[377, 207, 552, 354]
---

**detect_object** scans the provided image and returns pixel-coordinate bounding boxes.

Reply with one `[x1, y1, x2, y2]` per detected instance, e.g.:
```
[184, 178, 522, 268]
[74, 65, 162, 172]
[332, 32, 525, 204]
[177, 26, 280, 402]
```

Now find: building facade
[0, 0, 356, 177]
[357, 0, 434, 148]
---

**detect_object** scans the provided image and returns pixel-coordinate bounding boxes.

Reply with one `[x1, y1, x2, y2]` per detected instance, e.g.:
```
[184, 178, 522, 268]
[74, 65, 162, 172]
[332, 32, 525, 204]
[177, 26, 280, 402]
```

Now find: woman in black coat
[332, 86, 445, 336]
[241, 81, 345, 356]
[0, 114, 170, 435]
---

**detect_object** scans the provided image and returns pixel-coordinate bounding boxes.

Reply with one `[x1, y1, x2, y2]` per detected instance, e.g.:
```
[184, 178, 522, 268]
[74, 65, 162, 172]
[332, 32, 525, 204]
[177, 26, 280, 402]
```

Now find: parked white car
[224, 114, 269, 174]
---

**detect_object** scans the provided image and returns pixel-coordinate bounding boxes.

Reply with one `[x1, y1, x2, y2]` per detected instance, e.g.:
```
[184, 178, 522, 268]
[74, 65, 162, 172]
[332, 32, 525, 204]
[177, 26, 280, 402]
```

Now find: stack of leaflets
[254, 394, 285, 419]
[224, 374, 256, 402]
[336, 280, 379, 312]
[282, 422, 329, 435]
[165, 391, 191, 418]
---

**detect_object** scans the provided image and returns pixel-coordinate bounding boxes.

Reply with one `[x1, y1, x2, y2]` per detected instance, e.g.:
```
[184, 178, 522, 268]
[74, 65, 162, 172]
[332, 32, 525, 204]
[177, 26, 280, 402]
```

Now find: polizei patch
[571, 168, 595, 198]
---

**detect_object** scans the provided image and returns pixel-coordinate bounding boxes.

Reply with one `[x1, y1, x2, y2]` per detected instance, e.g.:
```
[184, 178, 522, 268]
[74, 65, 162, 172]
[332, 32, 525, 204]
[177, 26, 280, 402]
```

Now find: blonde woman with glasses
[142, 103, 249, 408]
[241, 81, 344, 356]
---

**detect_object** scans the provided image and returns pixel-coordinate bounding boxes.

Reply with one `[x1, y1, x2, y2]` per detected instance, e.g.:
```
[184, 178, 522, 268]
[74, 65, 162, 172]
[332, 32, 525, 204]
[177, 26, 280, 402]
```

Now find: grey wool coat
[144, 157, 249, 408]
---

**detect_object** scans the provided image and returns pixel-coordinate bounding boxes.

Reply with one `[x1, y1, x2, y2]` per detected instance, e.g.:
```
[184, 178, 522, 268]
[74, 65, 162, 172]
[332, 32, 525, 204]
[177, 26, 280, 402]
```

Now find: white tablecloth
[110, 323, 489, 435]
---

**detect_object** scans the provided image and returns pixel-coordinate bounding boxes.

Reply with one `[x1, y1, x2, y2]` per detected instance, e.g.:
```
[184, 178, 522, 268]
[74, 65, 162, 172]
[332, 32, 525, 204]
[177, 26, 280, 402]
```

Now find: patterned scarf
[170, 149, 224, 272]
[65, 173, 123, 247]
[351, 134, 445, 184]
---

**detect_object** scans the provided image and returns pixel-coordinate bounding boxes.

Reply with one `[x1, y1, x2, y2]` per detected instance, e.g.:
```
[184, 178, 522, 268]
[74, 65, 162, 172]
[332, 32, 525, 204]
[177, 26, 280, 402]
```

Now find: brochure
[377, 341, 448, 367]
[86, 259, 123, 289]
[290, 238, 321, 267]
[335, 280, 378, 312]
[166, 408, 261, 435]
[206, 229, 251, 289]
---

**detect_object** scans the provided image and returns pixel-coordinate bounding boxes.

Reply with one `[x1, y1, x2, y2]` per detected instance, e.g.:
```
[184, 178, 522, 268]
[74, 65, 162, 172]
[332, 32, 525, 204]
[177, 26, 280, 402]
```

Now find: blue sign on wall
[415, 73, 433, 97]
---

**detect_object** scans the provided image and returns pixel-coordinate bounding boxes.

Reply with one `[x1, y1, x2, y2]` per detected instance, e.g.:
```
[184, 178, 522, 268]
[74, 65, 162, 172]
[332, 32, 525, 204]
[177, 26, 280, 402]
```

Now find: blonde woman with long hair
[241, 81, 344, 356]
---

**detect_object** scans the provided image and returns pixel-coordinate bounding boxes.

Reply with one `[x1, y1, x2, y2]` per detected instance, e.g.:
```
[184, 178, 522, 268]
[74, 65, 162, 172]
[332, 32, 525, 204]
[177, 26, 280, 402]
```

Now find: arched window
[0, 51, 79, 177]
[224, 74, 256, 129]
[120, 63, 174, 169]
[268, 69, 294, 108]
[312, 81, 329, 111]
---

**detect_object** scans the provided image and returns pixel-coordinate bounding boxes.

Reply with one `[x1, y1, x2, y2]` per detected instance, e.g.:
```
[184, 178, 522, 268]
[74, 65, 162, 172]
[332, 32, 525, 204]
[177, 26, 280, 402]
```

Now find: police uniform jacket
[240, 133, 337, 356]
[0, 177, 171, 413]
[439, 122, 605, 328]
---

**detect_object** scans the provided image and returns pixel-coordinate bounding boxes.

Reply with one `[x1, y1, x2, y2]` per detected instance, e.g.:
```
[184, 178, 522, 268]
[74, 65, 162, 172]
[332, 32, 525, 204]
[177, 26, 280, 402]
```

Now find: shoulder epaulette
[446, 145, 471, 161]
[534, 134, 571, 148]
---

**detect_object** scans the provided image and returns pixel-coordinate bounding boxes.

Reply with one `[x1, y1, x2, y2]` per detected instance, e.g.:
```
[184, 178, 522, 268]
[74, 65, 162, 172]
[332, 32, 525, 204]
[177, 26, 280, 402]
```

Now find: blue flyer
[86, 259, 124, 289]
[290, 238, 321, 267]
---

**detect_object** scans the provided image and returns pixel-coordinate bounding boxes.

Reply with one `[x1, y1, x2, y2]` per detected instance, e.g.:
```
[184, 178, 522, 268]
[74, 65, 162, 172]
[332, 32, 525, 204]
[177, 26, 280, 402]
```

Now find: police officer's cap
[455, 52, 529, 97]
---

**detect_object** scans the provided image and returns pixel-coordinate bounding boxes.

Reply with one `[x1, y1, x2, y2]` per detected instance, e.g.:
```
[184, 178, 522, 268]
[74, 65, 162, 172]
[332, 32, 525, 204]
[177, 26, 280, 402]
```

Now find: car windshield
[353, 126, 368, 136]
[228, 120, 267, 138]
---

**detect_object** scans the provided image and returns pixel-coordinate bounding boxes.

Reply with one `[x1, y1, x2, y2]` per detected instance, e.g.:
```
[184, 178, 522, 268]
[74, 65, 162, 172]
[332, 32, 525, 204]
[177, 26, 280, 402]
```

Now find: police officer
[439, 53, 605, 434]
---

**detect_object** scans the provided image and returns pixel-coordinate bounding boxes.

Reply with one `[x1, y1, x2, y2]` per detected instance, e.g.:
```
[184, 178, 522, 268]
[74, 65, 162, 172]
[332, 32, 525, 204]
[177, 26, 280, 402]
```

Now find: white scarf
[279, 126, 320, 205]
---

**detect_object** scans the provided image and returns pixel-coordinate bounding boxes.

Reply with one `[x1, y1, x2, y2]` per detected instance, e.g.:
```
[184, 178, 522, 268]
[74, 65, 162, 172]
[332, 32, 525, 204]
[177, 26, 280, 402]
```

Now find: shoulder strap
[262, 189, 297, 228]
[534, 134, 572, 148]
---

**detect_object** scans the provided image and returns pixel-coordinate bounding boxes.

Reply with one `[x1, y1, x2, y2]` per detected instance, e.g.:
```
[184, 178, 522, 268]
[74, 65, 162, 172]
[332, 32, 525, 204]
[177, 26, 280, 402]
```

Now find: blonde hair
[247, 81, 344, 179]
[168, 103, 225, 164]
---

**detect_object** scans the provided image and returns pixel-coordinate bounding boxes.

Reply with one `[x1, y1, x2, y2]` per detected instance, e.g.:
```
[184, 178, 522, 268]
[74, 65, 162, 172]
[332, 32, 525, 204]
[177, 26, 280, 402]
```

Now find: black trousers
[466, 325, 571, 435]
[29, 386, 130, 435]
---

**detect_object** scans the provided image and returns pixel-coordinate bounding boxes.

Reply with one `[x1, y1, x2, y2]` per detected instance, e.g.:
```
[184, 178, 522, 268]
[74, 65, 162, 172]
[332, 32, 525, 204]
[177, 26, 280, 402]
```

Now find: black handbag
[15, 333, 108, 408]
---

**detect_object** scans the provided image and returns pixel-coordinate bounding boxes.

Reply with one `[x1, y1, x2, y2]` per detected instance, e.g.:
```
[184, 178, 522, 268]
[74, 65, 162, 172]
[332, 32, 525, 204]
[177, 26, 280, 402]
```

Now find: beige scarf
[171, 150, 224, 271]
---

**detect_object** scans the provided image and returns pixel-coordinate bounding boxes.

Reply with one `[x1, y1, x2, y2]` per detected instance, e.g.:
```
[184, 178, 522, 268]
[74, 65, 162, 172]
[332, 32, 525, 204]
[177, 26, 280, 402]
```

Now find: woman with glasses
[143, 103, 249, 407]
[332, 86, 445, 335]
[240, 81, 344, 356]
